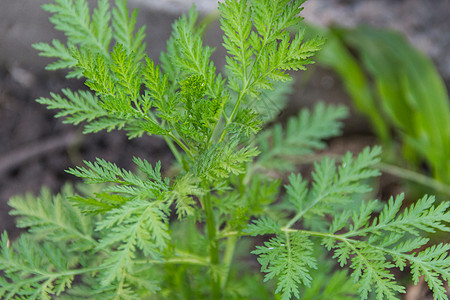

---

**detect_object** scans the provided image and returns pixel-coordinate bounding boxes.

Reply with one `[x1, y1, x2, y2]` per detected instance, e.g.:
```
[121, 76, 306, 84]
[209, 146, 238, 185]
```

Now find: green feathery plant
[1, 0, 449, 299]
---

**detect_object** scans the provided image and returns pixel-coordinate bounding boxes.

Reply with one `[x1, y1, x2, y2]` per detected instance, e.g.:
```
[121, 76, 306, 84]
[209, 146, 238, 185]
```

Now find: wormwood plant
[1, 0, 449, 299]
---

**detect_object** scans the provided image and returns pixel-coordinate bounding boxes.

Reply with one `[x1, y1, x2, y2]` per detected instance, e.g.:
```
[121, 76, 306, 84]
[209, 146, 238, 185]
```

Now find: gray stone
[302, 0, 450, 78]
[131, 0, 218, 14]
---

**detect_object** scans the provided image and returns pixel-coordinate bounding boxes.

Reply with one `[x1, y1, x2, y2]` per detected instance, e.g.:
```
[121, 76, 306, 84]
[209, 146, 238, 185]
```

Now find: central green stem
[203, 190, 221, 298]
[221, 235, 237, 290]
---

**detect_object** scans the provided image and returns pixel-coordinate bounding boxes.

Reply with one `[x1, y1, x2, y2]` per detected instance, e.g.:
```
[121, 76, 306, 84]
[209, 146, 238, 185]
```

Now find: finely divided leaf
[96, 199, 170, 285]
[42, 0, 111, 56]
[33, 40, 78, 76]
[257, 103, 348, 171]
[306, 146, 382, 216]
[252, 232, 317, 300]
[219, 0, 253, 92]
[192, 141, 260, 181]
[37, 88, 107, 125]
[67, 158, 169, 200]
[327, 192, 450, 300]
[112, 0, 146, 61]
[244, 217, 281, 236]
[8, 185, 97, 251]
[0, 232, 84, 299]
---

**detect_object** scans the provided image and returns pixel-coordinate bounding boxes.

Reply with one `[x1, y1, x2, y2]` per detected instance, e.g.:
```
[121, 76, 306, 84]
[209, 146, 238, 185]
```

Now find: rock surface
[302, 0, 450, 78]
[131, 0, 217, 13]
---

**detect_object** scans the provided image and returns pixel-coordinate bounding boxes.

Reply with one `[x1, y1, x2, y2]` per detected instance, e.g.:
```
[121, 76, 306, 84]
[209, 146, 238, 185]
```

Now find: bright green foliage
[2, 0, 449, 299]
[1, 233, 75, 300]
[8, 185, 97, 252]
[67, 158, 168, 200]
[323, 193, 450, 300]
[96, 198, 170, 285]
[1, 186, 100, 299]
[256, 102, 348, 171]
[220, 0, 325, 95]
[163, 6, 224, 98]
[192, 141, 260, 181]
[252, 233, 317, 300]
[297, 146, 382, 218]
[112, 0, 146, 62]
[247, 148, 382, 299]
[37, 89, 107, 128]
[35, 0, 163, 138]
[33, 39, 77, 74]
[248, 148, 449, 300]
[33, 0, 112, 78]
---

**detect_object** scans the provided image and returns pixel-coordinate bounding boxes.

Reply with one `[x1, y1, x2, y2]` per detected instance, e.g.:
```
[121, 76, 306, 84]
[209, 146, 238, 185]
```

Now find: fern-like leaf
[257, 103, 348, 171]
[96, 199, 170, 285]
[219, 0, 324, 96]
[192, 141, 260, 181]
[165, 174, 205, 219]
[67, 158, 169, 201]
[219, 0, 253, 92]
[252, 232, 317, 300]
[165, 6, 225, 99]
[112, 0, 146, 61]
[0, 232, 91, 299]
[110, 43, 142, 102]
[42, 0, 111, 55]
[324, 193, 450, 300]
[302, 146, 381, 217]
[37, 88, 107, 126]
[33, 40, 78, 76]
[8, 185, 97, 251]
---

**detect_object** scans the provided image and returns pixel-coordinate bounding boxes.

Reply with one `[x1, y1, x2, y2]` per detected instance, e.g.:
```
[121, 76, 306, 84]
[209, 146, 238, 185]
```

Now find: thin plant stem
[164, 136, 184, 165]
[202, 190, 221, 298]
[167, 132, 194, 159]
[216, 85, 248, 143]
[377, 162, 450, 196]
[134, 256, 209, 267]
[221, 235, 237, 290]
[275, 151, 450, 196]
